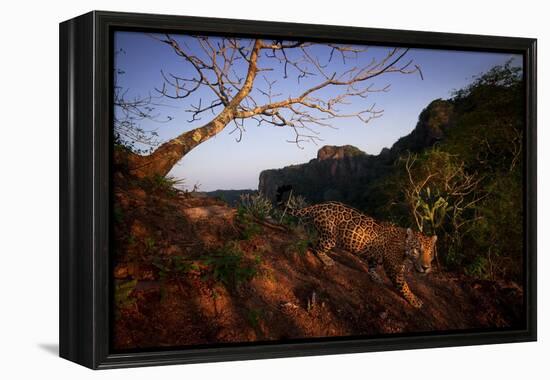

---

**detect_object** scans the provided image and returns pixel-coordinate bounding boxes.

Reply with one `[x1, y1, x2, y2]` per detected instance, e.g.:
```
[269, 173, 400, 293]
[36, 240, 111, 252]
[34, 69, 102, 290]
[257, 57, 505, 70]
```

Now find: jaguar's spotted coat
[277, 189, 437, 308]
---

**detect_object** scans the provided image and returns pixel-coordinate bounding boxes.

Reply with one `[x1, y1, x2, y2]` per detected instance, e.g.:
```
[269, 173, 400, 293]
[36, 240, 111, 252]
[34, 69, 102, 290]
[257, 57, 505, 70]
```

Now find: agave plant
[238, 193, 273, 219]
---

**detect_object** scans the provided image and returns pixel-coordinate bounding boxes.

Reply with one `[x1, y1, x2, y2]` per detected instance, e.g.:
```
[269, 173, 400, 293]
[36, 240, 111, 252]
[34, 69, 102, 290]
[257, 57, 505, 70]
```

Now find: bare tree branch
[118, 36, 421, 177]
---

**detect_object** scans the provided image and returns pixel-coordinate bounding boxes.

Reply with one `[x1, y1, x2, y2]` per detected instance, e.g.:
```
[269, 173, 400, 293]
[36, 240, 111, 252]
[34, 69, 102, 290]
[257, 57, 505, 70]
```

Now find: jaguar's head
[405, 228, 437, 274]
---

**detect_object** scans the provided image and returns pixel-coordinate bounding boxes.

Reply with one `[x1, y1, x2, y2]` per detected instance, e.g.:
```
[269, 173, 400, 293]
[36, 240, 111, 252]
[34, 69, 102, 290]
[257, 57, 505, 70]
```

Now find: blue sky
[114, 31, 521, 191]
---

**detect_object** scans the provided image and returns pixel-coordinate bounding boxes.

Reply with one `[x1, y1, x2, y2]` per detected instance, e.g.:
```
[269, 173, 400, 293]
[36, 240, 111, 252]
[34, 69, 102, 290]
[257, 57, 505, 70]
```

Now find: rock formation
[258, 99, 454, 206]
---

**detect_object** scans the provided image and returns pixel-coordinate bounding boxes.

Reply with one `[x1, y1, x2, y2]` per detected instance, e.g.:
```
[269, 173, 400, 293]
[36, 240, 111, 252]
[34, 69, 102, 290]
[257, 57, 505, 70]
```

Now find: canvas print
[111, 31, 525, 350]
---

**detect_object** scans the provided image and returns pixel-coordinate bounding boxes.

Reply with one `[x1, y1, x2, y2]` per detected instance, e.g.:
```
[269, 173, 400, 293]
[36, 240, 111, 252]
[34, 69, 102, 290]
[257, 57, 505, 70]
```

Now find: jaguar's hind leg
[314, 235, 336, 267]
[359, 247, 383, 283]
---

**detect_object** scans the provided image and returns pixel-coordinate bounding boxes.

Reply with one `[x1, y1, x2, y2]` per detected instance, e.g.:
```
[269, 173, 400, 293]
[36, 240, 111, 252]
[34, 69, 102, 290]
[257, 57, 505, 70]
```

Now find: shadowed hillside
[112, 169, 523, 350]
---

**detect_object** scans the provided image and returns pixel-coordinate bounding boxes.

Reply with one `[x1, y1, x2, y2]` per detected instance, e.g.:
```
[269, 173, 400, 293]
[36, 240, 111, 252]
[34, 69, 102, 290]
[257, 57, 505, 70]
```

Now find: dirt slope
[112, 172, 524, 350]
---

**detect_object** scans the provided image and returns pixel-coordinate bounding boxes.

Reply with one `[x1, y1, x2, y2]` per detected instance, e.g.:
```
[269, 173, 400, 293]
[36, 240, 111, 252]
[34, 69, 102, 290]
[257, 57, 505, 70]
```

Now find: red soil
[112, 172, 524, 350]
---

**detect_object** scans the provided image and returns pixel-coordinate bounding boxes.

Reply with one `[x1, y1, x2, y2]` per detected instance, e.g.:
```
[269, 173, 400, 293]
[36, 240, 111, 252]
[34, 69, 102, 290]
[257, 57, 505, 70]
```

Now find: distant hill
[203, 189, 257, 206]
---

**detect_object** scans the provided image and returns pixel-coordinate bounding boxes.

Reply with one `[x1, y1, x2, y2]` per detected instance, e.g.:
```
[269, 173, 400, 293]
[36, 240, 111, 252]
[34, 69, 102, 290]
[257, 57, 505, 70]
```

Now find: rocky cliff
[258, 99, 454, 206]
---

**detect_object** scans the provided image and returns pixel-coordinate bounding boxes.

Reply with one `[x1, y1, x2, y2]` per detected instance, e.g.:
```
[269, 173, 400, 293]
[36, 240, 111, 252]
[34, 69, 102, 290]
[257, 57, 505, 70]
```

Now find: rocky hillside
[258, 99, 454, 206]
[112, 168, 523, 350]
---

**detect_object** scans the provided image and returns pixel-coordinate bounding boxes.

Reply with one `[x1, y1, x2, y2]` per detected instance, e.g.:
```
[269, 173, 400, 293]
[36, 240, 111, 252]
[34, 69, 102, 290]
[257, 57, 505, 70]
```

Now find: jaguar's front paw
[368, 270, 384, 284]
[409, 297, 423, 309]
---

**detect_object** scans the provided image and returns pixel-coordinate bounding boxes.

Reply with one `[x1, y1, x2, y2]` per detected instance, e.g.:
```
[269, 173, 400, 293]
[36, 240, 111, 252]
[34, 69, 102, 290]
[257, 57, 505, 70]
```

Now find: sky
[114, 31, 522, 191]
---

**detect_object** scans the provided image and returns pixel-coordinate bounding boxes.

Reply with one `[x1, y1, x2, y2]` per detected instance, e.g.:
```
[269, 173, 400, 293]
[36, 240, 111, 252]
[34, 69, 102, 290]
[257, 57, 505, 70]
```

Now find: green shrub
[246, 308, 263, 328]
[371, 63, 524, 281]
[113, 206, 124, 224]
[149, 242, 261, 287]
[144, 237, 156, 253]
[236, 206, 262, 240]
[465, 256, 490, 279]
[291, 239, 310, 256]
[152, 255, 199, 280]
[114, 279, 137, 309]
[238, 193, 273, 219]
[286, 226, 317, 256]
[202, 242, 261, 287]
[146, 174, 185, 195]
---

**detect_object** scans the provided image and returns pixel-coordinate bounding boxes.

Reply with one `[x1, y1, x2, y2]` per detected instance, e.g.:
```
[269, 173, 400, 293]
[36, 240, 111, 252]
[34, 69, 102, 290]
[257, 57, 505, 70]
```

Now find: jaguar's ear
[432, 235, 438, 243]
[406, 228, 414, 240]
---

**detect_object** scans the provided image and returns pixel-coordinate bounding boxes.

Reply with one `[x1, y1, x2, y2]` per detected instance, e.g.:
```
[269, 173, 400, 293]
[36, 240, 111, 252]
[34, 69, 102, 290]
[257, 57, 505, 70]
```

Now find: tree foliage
[373, 61, 523, 280]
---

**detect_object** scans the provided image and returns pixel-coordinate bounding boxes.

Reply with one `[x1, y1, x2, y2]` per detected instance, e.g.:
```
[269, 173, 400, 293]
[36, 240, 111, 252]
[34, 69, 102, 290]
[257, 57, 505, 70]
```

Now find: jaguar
[276, 186, 437, 308]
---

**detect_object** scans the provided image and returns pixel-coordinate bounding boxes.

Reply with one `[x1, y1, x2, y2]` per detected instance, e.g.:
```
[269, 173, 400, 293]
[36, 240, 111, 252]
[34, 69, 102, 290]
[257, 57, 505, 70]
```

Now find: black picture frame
[59, 10, 537, 369]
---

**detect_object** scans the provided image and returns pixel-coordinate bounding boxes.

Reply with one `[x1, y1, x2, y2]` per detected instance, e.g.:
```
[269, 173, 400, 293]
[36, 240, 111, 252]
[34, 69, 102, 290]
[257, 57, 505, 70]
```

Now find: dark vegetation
[373, 62, 524, 280]
[112, 63, 525, 349]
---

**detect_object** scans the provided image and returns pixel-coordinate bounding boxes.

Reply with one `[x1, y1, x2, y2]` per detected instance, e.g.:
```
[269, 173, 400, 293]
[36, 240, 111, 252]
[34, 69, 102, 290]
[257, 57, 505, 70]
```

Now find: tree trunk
[116, 40, 262, 179]
[120, 108, 235, 178]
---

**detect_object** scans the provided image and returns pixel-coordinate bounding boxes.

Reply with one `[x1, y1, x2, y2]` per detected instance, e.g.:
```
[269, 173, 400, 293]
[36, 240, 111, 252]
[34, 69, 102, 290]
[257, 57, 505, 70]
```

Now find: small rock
[133, 188, 147, 199]
[165, 245, 183, 255]
[113, 265, 129, 279]
[280, 301, 299, 310]
[130, 220, 148, 238]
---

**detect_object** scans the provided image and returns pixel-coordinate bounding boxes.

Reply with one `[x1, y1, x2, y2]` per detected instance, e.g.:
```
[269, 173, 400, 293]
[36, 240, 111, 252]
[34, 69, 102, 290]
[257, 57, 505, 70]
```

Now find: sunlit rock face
[258, 99, 454, 207]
